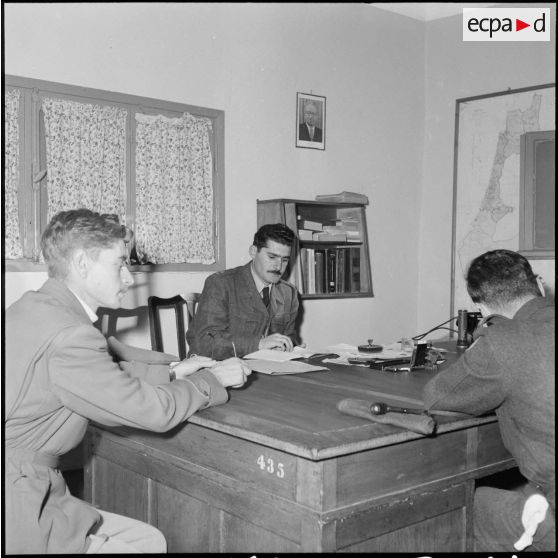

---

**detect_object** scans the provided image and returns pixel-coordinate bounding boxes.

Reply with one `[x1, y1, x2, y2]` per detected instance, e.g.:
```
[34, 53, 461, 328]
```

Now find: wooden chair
[148, 293, 200, 360]
[95, 305, 148, 338]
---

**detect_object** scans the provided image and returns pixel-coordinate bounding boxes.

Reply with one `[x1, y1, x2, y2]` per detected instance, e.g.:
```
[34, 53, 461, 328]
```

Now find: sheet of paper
[244, 359, 328, 375]
[243, 346, 315, 362]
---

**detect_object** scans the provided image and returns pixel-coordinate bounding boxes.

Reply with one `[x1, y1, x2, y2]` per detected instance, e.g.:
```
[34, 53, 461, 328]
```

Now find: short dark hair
[465, 249, 541, 308]
[41, 209, 132, 279]
[253, 223, 295, 250]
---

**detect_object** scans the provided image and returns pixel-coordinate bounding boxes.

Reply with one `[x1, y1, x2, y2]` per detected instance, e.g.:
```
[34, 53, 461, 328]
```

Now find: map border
[450, 83, 555, 321]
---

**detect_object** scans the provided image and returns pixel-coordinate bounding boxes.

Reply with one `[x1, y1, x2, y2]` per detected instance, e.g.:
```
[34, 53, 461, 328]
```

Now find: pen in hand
[232, 342, 237, 358]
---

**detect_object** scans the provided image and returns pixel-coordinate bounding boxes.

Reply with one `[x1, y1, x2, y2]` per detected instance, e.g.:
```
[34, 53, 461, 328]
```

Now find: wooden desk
[84, 348, 514, 552]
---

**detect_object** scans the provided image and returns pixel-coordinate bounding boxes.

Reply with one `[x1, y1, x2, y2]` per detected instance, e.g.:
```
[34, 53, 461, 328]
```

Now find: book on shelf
[350, 246, 361, 292]
[314, 250, 325, 293]
[299, 246, 362, 295]
[319, 222, 362, 243]
[322, 225, 346, 234]
[315, 191, 369, 205]
[346, 230, 362, 242]
[297, 229, 314, 241]
[327, 250, 336, 293]
[336, 248, 346, 293]
[298, 219, 323, 232]
[336, 218, 359, 230]
[306, 248, 315, 294]
[312, 232, 348, 242]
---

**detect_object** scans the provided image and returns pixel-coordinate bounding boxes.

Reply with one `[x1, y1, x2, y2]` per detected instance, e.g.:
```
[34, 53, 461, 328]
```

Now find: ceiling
[370, 3, 498, 22]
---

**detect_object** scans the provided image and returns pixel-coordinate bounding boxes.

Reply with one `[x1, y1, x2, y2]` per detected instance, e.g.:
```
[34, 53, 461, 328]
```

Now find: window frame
[4, 74, 225, 272]
[519, 130, 555, 259]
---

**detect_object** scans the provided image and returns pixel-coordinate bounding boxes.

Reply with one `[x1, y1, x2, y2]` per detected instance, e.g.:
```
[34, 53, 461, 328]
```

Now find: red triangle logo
[516, 19, 530, 31]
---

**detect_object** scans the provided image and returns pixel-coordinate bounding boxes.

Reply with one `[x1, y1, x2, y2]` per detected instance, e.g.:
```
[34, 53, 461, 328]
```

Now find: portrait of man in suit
[296, 93, 325, 149]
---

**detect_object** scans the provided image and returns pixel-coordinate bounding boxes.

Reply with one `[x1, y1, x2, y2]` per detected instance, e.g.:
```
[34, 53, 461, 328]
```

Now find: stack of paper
[315, 191, 369, 205]
[244, 360, 327, 375]
[243, 346, 327, 375]
[243, 346, 315, 361]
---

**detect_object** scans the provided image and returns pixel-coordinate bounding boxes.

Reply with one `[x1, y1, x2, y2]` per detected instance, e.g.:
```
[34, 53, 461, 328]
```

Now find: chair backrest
[96, 306, 147, 338]
[148, 293, 199, 360]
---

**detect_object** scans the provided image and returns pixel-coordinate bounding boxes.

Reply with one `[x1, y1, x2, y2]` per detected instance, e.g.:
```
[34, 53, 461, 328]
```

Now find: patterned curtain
[42, 97, 127, 223]
[4, 89, 23, 259]
[135, 112, 215, 264]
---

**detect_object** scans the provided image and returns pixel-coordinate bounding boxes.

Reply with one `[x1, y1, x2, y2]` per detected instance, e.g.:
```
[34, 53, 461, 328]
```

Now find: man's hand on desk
[208, 357, 252, 389]
[172, 355, 216, 380]
[258, 333, 294, 352]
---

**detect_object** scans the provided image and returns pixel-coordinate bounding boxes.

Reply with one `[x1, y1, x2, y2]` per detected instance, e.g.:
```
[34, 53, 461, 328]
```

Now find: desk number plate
[257, 454, 286, 479]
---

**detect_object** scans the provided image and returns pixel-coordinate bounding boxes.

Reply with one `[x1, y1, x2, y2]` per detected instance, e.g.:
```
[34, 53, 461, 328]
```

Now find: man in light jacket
[5, 208, 251, 554]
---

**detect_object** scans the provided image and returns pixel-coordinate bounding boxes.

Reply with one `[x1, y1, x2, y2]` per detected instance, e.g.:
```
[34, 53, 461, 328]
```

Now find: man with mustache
[4, 209, 251, 554]
[187, 223, 300, 359]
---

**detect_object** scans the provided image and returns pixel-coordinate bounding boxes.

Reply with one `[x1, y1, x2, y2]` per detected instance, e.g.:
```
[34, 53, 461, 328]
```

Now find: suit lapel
[239, 263, 266, 313]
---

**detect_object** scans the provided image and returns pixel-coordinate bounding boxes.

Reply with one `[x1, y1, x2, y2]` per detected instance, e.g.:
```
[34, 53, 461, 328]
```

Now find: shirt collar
[250, 263, 272, 295]
[68, 287, 98, 322]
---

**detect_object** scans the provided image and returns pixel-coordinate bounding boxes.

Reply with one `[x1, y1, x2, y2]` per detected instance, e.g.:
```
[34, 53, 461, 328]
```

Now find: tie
[262, 286, 270, 308]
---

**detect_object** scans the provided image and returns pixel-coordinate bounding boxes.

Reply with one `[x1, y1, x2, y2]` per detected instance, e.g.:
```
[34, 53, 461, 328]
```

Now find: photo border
[296, 92, 326, 150]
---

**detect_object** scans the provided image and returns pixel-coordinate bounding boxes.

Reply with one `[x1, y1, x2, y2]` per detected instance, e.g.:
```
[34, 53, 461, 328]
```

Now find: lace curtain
[135, 112, 215, 264]
[42, 97, 127, 223]
[4, 89, 23, 259]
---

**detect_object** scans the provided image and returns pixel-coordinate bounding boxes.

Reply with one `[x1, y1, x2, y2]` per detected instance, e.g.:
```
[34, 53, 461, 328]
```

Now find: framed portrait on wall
[296, 92, 326, 150]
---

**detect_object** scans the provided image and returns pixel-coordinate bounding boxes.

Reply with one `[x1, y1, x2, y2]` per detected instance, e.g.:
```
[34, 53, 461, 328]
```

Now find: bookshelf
[257, 198, 373, 299]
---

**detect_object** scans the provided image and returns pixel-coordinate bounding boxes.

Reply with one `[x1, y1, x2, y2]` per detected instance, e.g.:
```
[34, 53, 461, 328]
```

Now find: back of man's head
[466, 249, 541, 310]
[253, 223, 295, 250]
[41, 208, 132, 279]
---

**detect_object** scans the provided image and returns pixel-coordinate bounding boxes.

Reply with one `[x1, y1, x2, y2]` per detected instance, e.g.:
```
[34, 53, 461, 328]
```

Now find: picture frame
[450, 83, 555, 318]
[296, 92, 326, 150]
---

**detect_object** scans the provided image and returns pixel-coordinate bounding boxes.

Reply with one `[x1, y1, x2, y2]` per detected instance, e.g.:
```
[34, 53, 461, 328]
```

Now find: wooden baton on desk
[337, 398, 436, 435]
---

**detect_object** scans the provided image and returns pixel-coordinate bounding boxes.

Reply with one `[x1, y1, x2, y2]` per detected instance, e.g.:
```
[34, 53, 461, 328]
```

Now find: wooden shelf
[257, 198, 373, 299]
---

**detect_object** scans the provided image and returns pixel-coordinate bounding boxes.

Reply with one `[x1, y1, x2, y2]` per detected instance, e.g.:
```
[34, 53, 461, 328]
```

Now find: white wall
[418, 3, 556, 336]
[4, 3, 425, 349]
[4, 3, 554, 351]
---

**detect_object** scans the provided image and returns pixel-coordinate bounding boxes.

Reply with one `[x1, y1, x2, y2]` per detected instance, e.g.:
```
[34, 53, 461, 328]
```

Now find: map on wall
[451, 84, 555, 315]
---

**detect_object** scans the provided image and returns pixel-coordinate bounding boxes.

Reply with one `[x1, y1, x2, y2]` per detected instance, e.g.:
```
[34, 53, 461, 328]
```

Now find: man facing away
[187, 223, 300, 359]
[4, 209, 251, 554]
[423, 249, 555, 551]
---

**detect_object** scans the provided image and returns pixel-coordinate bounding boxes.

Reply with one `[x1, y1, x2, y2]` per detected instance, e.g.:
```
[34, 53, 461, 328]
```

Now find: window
[3, 75, 225, 271]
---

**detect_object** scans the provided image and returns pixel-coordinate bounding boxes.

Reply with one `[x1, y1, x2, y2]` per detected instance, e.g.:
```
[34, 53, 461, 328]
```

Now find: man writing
[187, 223, 300, 359]
[4, 209, 251, 554]
[423, 249, 555, 551]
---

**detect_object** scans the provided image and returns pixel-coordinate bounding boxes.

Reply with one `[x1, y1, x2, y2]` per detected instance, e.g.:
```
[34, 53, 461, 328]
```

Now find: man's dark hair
[41, 209, 132, 279]
[465, 249, 541, 308]
[253, 223, 295, 250]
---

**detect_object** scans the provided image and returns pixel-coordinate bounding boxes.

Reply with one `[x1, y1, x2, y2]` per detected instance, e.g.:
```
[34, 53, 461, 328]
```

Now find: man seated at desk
[4, 209, 251, 554]
[423, 249, 555, 552]
[187, 223, 300, 359]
